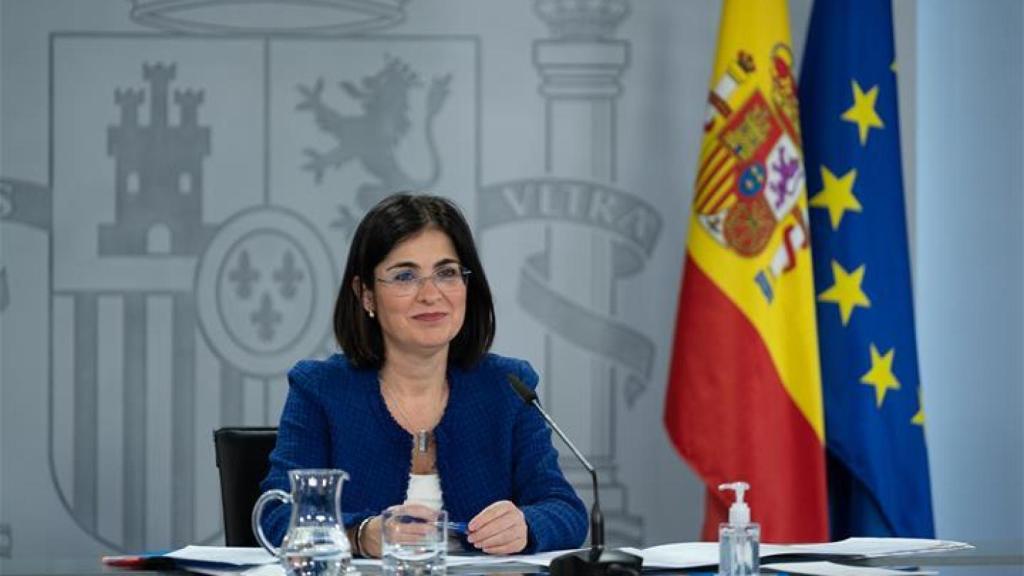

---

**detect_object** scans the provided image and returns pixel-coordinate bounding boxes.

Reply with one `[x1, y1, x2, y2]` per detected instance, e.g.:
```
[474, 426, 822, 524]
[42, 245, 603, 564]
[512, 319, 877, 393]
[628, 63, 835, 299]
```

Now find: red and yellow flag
[664, 0, 829, 542]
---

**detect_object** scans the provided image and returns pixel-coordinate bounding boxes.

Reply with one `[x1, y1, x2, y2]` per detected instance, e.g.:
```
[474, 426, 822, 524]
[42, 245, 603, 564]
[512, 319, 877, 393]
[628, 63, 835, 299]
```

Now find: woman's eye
[392, 271, 418, 284]
[436, 266, 460, 279]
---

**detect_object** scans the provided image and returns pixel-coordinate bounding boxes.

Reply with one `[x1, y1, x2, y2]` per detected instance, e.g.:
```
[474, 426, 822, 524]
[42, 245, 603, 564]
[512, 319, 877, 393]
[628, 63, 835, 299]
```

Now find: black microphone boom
[507, 374, 643, 576]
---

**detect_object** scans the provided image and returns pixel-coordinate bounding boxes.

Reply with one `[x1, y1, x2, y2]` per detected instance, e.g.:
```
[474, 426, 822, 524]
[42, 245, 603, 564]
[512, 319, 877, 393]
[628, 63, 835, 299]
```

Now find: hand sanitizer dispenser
[718, 481, 760, 576]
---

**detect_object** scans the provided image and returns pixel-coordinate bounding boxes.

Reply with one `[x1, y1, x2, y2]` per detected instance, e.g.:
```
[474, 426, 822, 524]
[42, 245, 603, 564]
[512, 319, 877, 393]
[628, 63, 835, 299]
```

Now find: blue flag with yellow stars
[799, 0, 935, 539]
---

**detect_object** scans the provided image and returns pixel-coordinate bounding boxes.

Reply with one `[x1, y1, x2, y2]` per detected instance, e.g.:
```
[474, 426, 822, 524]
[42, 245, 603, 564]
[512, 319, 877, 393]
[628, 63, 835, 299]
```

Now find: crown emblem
[534, 0, 629, 39]
[129, 0, 408, 35]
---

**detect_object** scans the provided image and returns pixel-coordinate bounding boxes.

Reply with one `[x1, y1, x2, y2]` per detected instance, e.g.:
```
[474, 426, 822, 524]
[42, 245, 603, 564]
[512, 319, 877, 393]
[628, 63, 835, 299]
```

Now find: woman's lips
[413, 312, 448, 322]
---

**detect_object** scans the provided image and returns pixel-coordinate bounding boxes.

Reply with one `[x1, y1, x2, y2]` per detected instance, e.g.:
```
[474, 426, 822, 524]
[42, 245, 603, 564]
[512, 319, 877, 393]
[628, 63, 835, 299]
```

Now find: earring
[368, 309, 375, 318]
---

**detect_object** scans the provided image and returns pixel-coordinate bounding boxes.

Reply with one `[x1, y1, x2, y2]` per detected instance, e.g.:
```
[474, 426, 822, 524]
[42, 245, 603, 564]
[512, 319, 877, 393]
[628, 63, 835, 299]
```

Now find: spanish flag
[664, 0, 829, 542]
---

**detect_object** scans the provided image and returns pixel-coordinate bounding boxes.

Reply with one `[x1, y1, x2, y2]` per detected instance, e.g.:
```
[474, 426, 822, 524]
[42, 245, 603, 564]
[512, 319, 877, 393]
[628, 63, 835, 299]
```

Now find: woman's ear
[353, 276, 375, 318]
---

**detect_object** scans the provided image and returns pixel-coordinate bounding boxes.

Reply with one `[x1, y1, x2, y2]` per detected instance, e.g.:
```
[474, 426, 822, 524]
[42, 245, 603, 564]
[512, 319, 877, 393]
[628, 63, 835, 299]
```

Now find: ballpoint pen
[445, 521, 469, 535]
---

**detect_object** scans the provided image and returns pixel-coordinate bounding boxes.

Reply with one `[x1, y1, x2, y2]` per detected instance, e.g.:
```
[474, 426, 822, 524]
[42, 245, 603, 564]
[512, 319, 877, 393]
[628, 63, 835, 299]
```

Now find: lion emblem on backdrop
[297, 58, 452, 210]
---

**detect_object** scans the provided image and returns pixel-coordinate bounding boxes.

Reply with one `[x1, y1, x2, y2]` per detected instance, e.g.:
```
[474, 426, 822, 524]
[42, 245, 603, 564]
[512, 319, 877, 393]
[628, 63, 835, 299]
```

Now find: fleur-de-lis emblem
[250, 292, 283, 343]
[228, 250, 260, 299]
[273, 251, 304, 300]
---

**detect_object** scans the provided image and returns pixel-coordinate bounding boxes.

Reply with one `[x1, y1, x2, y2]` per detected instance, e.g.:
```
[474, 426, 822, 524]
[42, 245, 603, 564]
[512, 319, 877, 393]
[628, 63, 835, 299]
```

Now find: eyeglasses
[375, 264, 471, 296]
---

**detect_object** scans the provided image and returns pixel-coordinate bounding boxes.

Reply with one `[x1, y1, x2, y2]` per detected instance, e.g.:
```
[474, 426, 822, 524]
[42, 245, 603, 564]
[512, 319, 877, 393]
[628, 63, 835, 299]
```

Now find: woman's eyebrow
[434, 258, 460, 268]
[384, 261, 421, 271]
[383, 257, 458, 272]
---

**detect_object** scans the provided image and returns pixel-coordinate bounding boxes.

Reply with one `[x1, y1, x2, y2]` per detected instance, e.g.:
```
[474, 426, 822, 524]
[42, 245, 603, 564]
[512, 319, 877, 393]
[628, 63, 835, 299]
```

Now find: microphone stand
[508, 375, 643, 576]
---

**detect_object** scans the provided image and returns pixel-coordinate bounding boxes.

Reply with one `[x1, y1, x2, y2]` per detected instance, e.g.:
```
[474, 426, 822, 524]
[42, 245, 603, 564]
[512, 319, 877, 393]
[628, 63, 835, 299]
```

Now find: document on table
[165, 545, 276, 567]
[619, 541, 719, 569]
[766, 562, 937, 576]
[777, 537, 973, 559]
[185, 565, 283, 576]
[449, 549, 584, 567]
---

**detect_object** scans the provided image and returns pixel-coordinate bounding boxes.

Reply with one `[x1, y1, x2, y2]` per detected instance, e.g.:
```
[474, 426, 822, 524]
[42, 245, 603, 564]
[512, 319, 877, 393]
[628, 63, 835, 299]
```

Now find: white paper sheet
[184, 565, 284, 576]
[779, 537, 973, 558]
[165, 545, 277, 567]
[619, 543, 719, 569]
[767, 561, 938, 576]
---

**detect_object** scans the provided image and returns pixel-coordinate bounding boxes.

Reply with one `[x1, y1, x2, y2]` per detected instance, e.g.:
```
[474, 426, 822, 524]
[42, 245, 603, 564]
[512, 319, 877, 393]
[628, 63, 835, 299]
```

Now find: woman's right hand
[358, 515, 383, 558]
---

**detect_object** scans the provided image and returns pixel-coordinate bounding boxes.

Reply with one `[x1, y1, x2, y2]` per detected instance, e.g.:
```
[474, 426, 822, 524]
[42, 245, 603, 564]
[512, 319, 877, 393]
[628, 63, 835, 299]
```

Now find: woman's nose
[415, 276, 443, 302]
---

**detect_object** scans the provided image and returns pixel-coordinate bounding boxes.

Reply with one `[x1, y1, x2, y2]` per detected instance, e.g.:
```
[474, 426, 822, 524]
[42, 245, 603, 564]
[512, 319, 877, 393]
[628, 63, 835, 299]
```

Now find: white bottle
[718, 481, 760, 576]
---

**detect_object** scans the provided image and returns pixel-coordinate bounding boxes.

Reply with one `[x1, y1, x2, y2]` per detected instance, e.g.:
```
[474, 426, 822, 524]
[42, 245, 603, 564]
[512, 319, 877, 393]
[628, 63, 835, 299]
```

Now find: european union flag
[800, 0, 935, 539]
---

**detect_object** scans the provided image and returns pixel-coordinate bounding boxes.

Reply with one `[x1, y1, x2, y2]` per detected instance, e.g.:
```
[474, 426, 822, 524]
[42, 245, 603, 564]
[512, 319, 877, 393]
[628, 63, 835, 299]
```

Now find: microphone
[507, 374, 643, 576]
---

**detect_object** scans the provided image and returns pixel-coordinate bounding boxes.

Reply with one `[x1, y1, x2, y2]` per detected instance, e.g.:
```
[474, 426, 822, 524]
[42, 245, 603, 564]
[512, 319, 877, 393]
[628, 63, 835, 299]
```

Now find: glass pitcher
[252, 469, 353, 576]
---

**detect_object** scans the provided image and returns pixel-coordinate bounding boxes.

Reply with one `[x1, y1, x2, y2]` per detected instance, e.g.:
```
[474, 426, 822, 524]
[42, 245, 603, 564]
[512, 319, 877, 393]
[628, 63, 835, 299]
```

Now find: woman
[259, 193, 587, 557]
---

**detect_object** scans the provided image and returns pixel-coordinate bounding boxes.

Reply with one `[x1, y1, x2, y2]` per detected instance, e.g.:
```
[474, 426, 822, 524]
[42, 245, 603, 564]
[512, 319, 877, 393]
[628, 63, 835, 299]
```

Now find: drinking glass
[381, 505, 447, 576]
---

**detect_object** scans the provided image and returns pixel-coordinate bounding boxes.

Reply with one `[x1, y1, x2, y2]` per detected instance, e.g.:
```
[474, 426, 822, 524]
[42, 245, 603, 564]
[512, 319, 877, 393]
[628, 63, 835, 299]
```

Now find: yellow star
[818, 260, 871, 326]
[809, 166, 861, 230]
[841, 80, 885, 146]
[911, 388, 925, 426]
[861, 344, 901, 408]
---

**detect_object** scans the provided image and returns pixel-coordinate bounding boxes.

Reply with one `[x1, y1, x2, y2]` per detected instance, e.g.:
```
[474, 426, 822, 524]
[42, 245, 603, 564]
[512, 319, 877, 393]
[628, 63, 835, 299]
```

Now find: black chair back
[213, 426, 278, 547]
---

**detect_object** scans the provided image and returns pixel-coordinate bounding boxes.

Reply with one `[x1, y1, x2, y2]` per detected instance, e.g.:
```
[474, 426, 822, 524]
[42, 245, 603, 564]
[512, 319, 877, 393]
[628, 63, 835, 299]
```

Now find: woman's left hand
[467, 500, 528, 555]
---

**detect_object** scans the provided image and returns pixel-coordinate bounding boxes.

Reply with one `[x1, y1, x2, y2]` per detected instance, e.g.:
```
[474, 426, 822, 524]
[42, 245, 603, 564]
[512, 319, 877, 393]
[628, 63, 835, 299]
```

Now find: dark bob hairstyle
[334, 192, 495, 369]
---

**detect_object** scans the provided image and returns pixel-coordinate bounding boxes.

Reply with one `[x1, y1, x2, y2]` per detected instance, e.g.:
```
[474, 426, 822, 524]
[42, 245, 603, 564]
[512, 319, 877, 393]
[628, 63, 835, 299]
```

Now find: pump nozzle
[718, 481, 751, 525]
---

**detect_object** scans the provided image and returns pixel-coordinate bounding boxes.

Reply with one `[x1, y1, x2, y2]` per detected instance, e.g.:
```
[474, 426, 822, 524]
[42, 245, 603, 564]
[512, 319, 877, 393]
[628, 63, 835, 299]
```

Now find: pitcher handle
[251, 488, 290, 557]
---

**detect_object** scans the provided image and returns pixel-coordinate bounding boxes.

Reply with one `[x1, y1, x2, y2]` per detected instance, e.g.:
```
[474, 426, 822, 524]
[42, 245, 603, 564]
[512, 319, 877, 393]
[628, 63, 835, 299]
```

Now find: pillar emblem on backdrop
[479, 0, 657, 546]
[6, 0, 478, 553]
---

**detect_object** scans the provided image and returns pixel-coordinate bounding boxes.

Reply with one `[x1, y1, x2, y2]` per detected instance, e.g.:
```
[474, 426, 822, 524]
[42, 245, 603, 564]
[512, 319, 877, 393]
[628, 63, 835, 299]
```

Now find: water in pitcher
[281, 525, 352, 576]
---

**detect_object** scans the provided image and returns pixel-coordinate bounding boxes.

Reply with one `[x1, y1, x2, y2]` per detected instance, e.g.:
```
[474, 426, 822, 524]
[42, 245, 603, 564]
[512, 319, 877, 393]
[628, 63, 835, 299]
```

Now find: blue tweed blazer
[259, 353, 588, 553]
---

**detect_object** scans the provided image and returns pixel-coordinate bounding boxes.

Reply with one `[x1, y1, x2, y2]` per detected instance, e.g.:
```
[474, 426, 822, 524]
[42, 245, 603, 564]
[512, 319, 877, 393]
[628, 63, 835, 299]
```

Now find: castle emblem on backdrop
[697, 45, 808, 302]
[297, 58, 452, 212]
[102, 63, 215, 257]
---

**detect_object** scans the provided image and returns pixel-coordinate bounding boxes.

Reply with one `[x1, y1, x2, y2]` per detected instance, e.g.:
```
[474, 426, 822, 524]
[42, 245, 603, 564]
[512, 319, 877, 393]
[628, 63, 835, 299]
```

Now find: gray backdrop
[0, 0, 1020, 564]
